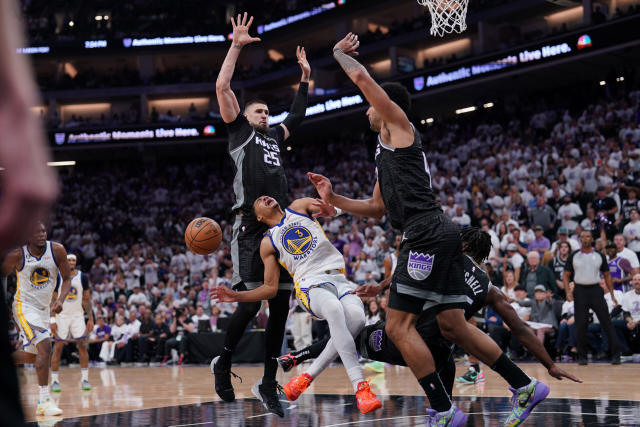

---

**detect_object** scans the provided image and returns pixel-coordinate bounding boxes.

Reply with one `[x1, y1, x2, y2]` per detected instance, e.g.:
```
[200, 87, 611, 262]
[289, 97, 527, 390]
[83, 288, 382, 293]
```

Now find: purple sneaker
[504, 378, 550, 426]
[426, 405, 468, 426]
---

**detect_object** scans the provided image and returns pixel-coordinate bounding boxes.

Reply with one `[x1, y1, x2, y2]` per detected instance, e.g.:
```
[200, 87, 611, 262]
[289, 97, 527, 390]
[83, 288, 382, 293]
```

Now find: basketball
[184, 217, 222, 254]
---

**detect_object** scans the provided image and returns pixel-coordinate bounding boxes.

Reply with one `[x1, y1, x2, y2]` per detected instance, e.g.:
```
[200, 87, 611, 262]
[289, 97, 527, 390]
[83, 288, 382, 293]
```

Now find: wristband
[333, 207, 343, 217]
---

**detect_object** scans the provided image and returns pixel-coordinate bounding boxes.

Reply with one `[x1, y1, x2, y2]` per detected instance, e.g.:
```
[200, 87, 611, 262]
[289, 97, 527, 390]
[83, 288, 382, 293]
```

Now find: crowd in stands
[8, 71, 640, 366]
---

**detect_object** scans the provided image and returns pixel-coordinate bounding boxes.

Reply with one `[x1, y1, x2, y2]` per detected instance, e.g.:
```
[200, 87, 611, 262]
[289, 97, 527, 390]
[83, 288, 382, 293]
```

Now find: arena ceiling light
[47, 161, 76, 167]
[420, 118, 434, 124]
[95, 15, 103, 21]
[455, 106, 476, 114]
[617, 76, 625, 82]
[483, 102, 494, 108]
[68, 21, 74, 27]
[599, 81, 606, 86]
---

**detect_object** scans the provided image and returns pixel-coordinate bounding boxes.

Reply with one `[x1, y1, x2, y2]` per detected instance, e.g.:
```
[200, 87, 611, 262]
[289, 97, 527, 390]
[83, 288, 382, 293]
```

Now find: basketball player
[307, 33, 549, 426]
[212, 12, 311, 416]
[210, 196, 382, 414]
[278, 228, 582, 403]
[3, 222, 72, 417]
[0, 1, 58, 423]
[50, 254, 93, 392]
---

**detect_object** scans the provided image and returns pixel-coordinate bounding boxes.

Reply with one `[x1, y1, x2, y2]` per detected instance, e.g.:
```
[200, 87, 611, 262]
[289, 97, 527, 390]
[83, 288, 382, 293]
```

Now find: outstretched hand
[308, 172, 334, 202]
[548, 365, 582, 383]
[209, 285, 239, 303]
[333, 32, 359, 56]
[231, 12, 261, 47]
[311, 198, 336, 218]
[354, 283, 382, 298]
[296, 45, 311, 81]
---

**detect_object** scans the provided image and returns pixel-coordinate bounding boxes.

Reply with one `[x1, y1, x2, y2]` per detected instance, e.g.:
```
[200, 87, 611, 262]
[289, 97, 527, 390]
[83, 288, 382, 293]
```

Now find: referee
[564, 230, 621, 365]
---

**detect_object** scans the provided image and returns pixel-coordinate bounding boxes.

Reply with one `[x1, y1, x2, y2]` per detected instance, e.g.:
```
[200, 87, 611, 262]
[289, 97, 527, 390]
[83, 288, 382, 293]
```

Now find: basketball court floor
[21, 362, 640, 426]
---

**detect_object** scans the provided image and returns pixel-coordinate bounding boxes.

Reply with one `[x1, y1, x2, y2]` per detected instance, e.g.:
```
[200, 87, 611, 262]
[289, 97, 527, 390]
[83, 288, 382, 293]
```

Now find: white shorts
[55, 314, 87, 341]
[294, 272, 357, 318]
[12, 301, 50, 354]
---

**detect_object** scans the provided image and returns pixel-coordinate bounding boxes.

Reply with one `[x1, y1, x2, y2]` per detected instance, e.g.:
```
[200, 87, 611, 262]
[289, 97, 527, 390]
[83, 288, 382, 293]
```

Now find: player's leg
[35, 337, 62, 416]
[252, 288, 291, 417]
[50, 340, 64, 392]
[1, 294, 25, 426]
[77, 339, 91, 389]
[277, 336, 330, 372]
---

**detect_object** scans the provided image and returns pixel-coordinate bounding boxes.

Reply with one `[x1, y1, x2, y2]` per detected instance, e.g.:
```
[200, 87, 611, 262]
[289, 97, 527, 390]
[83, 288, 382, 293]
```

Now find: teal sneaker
[455, 368, 478, 384]
[504, 378, 550, 426]
[364, 361, 385, 373]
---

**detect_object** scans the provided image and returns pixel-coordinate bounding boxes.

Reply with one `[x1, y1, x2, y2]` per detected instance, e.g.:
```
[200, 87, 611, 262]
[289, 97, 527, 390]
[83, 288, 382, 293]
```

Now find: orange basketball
[185, 217, 222, 255]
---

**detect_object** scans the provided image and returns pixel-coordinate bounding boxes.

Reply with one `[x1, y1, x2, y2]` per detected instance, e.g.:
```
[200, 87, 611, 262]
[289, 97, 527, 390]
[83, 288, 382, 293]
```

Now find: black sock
[418, 372, 452, 413]
[471, 363, 480, 373]
[491, 353, 530, 389]
[293, 337, 330, 362]
[218, 347, 233, 368]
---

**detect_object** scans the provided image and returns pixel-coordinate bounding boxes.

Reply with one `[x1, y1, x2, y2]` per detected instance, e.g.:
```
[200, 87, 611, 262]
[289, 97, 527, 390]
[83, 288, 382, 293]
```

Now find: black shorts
[389, 213, 467, 315]
[231, 214, 292, 289]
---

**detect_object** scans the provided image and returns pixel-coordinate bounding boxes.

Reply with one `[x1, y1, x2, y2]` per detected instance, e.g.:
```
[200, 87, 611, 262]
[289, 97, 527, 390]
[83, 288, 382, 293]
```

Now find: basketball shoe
[36, 397, 63, 416]
[456, 368, 486, 384]
[355, 381, 382, 414]
[277, 352, 300, 373]
[82, 379, 91, 391]
[51, 380, 61, 393]
[364, 361, 386, 373]
[283, 372, 313, 401]
[504, 378, 550, 426]
[252, 379, 285, 418]
[426, 405, 467, 426]
[211, 355, 241, 402]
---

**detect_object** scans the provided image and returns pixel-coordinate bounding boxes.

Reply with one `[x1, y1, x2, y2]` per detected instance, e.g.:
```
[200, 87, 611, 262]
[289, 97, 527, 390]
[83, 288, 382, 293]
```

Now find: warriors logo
[30, 267, 51, 289]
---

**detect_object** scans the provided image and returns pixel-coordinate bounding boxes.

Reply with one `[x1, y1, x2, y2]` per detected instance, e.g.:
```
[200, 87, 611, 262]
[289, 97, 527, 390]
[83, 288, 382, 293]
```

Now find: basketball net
[418, 0, 469, 37]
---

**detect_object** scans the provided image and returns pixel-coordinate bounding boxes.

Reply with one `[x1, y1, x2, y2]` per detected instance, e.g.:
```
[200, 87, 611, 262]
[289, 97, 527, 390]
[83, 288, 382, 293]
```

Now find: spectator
[88, 316, 111, 362]
[529, 196, 557, 238]
[505, 243, 525, 283]
[623, 209, 640, 259]
[613, 234, 640, 279]
[528, 285, 558, 344]
[365, 299, 382, 325]
[549, 241, 571, 299]
[128, 286, 149, 307]
[137, 310, 154, 364]
[621, 274, 640, 354]
[556, 282, 576, 360]
[528, 225, 551, 256]
[605, 242, 633, 292]
[452, 205, 471, 227]
[550, 227, 580, 252]
[519, 251, 557, 297]
[564, 230, 621, 364]
[557, 195, 582, 234]
[502, 270, 517, 299]
[587, 278, 627, 359]
[165, 307, 194, 365]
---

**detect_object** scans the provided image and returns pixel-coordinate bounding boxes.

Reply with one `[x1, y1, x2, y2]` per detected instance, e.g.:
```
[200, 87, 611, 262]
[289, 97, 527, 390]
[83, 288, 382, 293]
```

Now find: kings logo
[407, 251, 434, 281]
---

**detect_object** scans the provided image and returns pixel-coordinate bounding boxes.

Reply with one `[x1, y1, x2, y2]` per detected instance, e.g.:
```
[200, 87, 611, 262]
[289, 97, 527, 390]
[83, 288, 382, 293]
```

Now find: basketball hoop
[417, 0, 469, 37]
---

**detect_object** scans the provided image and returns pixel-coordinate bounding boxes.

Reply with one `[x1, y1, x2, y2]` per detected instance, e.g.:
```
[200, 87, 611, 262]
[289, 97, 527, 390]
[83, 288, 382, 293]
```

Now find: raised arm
[308, 172, 385, 219]
[280, 46, 310, 140]
[210, 237, 280, 303]
[332, 33, 413, 148]
[215, 13, 261, 123]
[488, 286, 582, 383]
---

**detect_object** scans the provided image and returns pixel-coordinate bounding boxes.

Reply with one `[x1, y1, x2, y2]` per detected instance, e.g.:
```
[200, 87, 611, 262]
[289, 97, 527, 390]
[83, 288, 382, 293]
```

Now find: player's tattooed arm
[333, 33, 363, 76]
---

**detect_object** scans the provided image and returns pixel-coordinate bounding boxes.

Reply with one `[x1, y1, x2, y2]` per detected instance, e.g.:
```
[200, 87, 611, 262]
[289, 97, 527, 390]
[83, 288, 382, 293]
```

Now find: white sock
[39, 385, 49, 402]
[51, 371, 59, 383]
[81, 368, 89, 382]
[347, 366, 365, 392]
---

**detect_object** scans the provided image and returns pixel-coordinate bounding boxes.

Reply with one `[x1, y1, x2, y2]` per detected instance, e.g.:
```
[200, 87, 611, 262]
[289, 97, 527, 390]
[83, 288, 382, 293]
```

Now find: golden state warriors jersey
[59, 271, 84, 317]
[15, 242, 60, 310]
[268, 208, 345, 284]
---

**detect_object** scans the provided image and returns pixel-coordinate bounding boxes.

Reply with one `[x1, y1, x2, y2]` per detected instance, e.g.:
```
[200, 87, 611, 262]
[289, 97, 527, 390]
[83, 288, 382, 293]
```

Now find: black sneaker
[252, 379, 285, 418]
[211, 356, 241, 402]
[611, 354, 621, 365]
[276, 353, 299, 373]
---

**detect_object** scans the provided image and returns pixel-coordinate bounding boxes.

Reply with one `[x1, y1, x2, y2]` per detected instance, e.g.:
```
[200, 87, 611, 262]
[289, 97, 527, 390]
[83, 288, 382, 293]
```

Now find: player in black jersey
[278, 228, 581, 400]
[308, 33, 550, 426]
[212, 12, 311, 417]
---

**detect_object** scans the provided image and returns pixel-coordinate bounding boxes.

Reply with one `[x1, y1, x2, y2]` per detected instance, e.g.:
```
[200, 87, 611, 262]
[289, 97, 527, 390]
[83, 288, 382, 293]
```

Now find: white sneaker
[36, 397, 63, 416]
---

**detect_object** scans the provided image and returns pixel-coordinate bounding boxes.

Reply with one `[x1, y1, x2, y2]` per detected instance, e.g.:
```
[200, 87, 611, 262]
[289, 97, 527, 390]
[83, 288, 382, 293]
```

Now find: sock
[419, 372, 452, 413]
[471, 363, 480, 373]
[218, 347, 233, 368]
[39, 385, 49, 402]
[491, 353, 531, 389]
[51, 371, 59, 383]
[292, 336, 330, 362]
[347, 366, 365, 392]
[81, 368, 89, 382]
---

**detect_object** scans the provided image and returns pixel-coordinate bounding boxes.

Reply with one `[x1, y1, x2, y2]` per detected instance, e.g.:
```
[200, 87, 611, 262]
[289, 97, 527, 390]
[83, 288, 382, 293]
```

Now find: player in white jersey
[211, 196, 382, 414]
[2, 222, 72, 417]
[50, 254, 93, 392]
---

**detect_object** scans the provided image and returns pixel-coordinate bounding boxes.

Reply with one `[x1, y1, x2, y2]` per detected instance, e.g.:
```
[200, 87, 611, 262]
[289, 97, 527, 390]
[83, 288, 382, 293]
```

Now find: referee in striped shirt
[564, 230, 621, 365]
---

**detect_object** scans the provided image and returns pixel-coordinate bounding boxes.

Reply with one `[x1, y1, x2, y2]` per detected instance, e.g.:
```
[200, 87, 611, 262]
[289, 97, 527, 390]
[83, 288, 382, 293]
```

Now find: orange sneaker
[283, 373, 313, 401]
[355, 380, 382, 414]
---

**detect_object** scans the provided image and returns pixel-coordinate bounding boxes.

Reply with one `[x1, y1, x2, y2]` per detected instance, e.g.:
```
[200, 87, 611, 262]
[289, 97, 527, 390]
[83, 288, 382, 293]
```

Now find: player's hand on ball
[311, 198, 336, 218]
[333, 32, 359, 56]
[355, 283, 381, 298]
[209, 285, 238, 303]
[548, 365, 582, 383]
[296, 45, 311, 80]
[231, 12, 261, 47]
[307, 172, 334, 202]
[51, 300, 63, 314]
